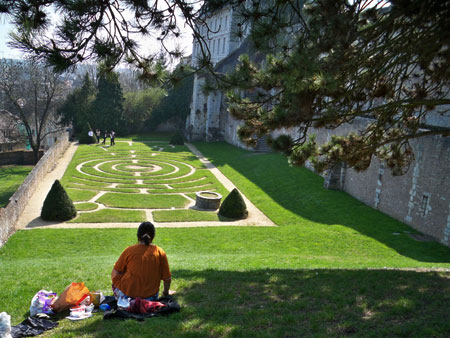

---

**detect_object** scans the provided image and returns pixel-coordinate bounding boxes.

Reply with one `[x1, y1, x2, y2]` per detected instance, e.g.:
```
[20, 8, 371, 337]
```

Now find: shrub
[41, 180, 77, 221]
[170, 131, 184, 145]
[218, 188, 248, 219]
[271, 134, 294, 155]
[78, 123, 97, 144]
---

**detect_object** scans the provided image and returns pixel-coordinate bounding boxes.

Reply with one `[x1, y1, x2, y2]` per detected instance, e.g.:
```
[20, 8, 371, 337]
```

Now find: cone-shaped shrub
[218, 188, 248, 219]
[170, 131, 184, 145]
[41, 180, 77, 221]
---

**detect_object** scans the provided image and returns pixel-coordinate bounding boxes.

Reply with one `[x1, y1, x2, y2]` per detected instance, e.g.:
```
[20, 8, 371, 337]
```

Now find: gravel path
[18, 142, 275, 230]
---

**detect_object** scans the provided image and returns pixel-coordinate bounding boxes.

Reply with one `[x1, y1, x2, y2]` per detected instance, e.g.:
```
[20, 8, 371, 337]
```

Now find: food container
[90, 292, 102, 307]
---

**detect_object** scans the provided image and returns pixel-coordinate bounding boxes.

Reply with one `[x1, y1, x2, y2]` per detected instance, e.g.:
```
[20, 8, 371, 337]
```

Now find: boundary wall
[0, 132, 70, 247]
[0, 150, 44, 166]
[223, 115, 450, 247]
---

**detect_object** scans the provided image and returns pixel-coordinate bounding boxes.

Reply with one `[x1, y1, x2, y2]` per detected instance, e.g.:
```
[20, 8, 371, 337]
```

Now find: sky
[0, 12, 193, 64]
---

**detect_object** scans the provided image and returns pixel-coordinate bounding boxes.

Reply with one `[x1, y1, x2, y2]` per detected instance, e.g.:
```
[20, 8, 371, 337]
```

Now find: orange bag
[52, 282, 90, 313]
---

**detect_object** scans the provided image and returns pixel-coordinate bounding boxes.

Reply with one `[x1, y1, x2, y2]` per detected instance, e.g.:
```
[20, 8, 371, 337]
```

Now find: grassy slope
[0, 140, 449, 336]
[0, 229, 449, 337]
[194, 142, 450, 268]
[0, 165, 33, 207]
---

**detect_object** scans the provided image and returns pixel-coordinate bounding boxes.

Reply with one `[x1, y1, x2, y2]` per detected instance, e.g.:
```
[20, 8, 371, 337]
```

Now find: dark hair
[137, 222, 155, 246]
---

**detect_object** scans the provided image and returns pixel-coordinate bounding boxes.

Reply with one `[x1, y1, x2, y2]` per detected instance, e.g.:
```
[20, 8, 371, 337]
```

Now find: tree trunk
[31, 144, 40, 165]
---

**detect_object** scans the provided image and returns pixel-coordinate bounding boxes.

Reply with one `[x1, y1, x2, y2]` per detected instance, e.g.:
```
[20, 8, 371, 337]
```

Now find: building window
[421, 194, 430, 216]
[213, 39, 215, 53]
[219, 18, 222, 31]
[225, 16, 228, 28]
[223, 37, 226, 53]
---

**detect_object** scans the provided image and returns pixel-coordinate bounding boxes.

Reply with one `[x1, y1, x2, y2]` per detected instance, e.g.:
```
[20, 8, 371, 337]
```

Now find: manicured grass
[74, 202, 98, 211]
[153, 209, 225, 222]
[194, 142, 450, 267]
[66, 189, 98, 202]
[0, 165, 33, 207]
[1, 138, 449, 336]
[0, 229, 449, 336]
[59, 139, 229, 223]
[97, 193, 189, 209]
[68, 209, 146, 223]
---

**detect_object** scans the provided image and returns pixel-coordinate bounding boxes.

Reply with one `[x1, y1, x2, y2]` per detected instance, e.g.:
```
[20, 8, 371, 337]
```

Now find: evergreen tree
[3, 0, 449, 173]
[90, 69, 125, 134]
[147, 69, 194, 130]
[41, 180, 77, 221]
[57, 73, 95, 135]
[219, 0, 450, 175]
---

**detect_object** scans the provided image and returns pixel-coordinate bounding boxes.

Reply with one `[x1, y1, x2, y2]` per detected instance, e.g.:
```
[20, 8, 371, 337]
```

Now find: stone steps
[254, 136, 272, 153]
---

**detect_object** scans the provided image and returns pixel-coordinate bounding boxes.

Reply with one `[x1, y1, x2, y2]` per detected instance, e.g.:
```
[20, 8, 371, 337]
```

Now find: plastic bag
[29, 290, 58, 317]
[52, 282, 90, 313]
[0, 312, 12, 338]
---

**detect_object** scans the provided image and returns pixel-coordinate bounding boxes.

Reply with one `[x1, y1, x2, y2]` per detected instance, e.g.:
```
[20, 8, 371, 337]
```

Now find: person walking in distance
[110, 130, 115, 146]
[102, 130, 108, 145]
[96, 129, 101, 143]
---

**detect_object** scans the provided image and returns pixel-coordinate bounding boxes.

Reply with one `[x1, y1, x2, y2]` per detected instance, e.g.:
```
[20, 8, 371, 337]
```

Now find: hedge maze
[61, 140, 229, 223]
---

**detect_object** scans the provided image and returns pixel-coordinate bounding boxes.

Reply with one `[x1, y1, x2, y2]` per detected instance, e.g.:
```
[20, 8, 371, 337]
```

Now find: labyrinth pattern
[61, 140, 229, 223]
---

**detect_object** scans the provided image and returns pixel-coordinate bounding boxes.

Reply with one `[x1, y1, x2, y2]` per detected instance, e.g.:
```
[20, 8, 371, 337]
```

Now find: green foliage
[78, 123, 96, 144]
[41, 180, 77, 221]
[221, 0, 450, 175]
[170, 131, 185, 145]
[146, 70, 194, 130]
[123, 87, 166, 133]
[90, 70, 125, 134]
[57, 73, 95, 135]
[271, 134, 294, 155]
[218, 188, 248, 219]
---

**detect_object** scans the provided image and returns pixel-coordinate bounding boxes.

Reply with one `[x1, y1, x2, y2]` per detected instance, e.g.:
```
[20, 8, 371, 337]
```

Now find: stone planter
[195, 191, 222, 210]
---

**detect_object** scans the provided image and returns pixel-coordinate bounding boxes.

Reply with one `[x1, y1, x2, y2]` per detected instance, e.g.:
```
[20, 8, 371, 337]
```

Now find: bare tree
[0, 59, 69, 163]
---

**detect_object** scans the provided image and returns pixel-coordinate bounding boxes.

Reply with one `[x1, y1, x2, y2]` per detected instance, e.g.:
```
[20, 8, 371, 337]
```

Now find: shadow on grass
[52, 269, 450, 337]
[193, 142, 450, 263]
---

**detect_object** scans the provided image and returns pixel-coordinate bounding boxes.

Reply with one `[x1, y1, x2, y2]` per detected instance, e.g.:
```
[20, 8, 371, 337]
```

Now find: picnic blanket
[102, 296, 180, 321]
[11, 316, 58, 338]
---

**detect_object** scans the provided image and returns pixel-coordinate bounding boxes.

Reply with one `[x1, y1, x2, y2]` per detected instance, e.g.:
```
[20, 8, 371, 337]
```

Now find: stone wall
[225, 117, 450, 247]
[0, 131, 70, 247]
[0, 150, 44, 166]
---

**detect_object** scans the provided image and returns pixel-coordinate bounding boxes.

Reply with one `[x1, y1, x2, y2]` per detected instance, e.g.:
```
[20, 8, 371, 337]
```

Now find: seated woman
[111, 222, 172, 308]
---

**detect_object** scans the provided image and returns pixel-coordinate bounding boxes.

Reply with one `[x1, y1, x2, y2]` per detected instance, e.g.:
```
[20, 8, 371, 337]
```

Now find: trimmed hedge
[170, 131, 184, 145]
[218, 188, 248, 219]
[41, 180, 77, 221]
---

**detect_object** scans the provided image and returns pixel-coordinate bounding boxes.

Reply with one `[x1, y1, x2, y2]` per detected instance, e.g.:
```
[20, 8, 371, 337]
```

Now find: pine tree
[41, 180, 77, 221]
[90, 70, 125, 134]
[57, 73, 95, 135]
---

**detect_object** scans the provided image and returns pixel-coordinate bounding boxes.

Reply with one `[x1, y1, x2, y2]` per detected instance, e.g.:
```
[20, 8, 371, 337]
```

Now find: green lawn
[0, 165, 33, 207]
[153, 209, 231, 222]
[0, 139, 449, 337]
[0, 229, 449, 337]
[60, 138, 229, 223]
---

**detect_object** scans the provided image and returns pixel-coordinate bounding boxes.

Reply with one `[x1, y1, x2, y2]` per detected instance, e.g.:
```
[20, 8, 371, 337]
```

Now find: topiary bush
[78, 122, 97, 144]
[41, 180, 77, 221]
[218, 188, 248, 219]
[170, 131, 184, 145]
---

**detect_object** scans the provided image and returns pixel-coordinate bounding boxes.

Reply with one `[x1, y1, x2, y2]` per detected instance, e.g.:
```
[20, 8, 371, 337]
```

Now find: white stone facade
[187, 4, 250, 142]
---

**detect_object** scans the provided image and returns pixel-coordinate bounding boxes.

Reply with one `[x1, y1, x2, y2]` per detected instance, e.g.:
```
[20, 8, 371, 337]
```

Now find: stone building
[186, 2, 252, 141]
[185, 5, 450, 247]
[0, 110, 26, 152]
